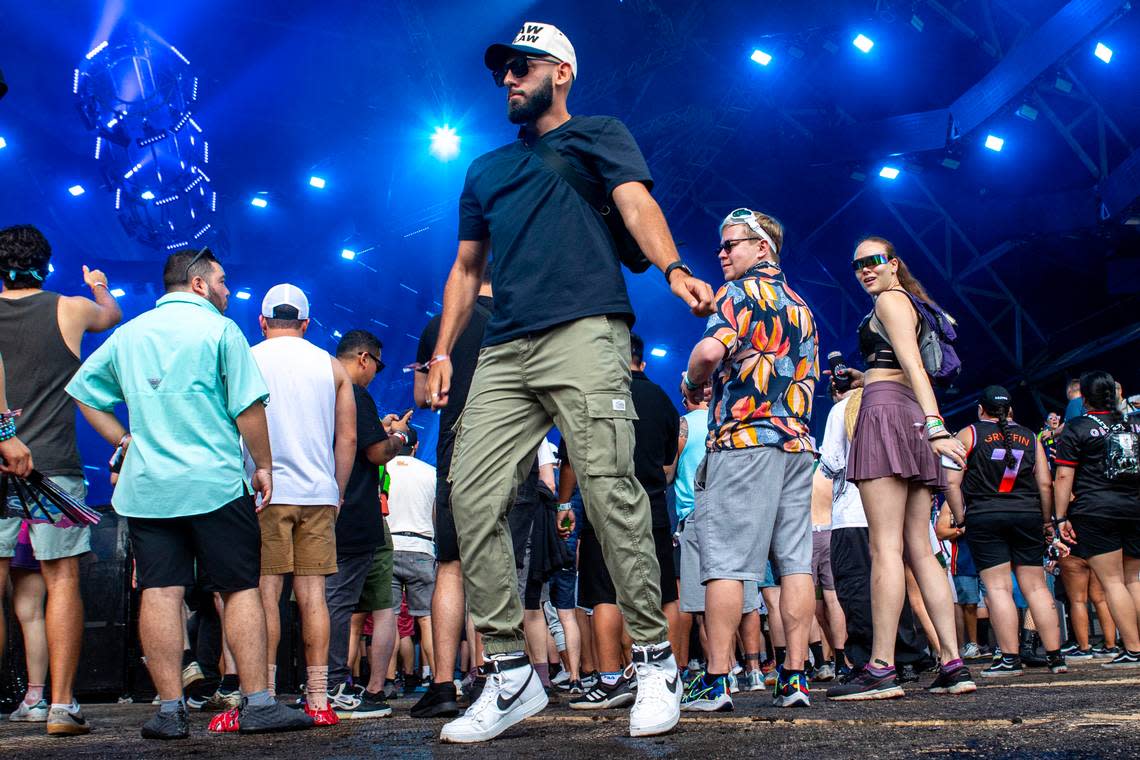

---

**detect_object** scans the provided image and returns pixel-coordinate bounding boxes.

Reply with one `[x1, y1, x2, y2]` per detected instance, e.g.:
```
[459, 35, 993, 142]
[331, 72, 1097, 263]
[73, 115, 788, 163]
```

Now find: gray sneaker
[10, 698, 49, 722]
[141, 707, 190, 740]
[46, 704, 91, 736]
[238, 699, 314, 734]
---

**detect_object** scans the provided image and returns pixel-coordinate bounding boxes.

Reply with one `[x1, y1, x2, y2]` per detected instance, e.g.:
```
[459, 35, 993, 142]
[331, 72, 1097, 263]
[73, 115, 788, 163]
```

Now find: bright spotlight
[430, 126, 460, 161]
[250, 196, 268, 208]
[1094, 42, 1113, 63]
[984, 134, 1005, 152]
[141, 190, 155, 200]
[309, 176, 327, 189]
[109, 287, 126, 298]
[650, 347, 668, 358]
[68, 184, 86, 196]
[0, 137, 7, 150]
[235, 290, 251, 300]
[340, 249, 357, 260]
[853, 34, 875, 53]
[332, 330, 343, 339]
[878, 166, 900, 180]
[750, 49, 772, 66]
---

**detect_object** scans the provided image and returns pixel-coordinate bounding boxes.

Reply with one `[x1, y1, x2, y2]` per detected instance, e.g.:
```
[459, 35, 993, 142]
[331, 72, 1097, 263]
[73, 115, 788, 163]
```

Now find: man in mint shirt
[66, 248, 311, 740]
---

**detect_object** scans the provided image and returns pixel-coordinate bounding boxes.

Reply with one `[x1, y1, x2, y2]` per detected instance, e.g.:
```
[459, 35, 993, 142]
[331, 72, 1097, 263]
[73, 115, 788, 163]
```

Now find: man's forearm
[235, 403, 272, 470]
[686, 338, 724, 385]
[619, 193, 680, 273]
[77, 403, 128, 446]
[433, 257, 482, 357]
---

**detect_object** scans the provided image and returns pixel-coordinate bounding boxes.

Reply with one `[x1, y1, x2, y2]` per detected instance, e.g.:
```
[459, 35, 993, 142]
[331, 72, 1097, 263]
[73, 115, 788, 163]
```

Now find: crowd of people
[2, 19, 1139, 746]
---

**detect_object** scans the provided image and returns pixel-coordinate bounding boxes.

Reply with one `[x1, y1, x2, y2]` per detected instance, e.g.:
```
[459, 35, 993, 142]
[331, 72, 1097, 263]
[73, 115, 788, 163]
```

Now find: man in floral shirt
[681, 208, 819, 712]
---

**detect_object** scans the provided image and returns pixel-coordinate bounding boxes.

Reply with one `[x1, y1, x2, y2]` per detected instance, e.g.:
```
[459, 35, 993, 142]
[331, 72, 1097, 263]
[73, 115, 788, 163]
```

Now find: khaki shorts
[258, 504, 338, 576]
[357, 520, 394, 612]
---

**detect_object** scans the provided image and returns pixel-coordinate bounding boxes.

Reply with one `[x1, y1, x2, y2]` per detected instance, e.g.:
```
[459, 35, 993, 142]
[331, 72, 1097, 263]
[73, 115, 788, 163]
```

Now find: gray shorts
[811, 528, 835, 590]
[391, 550, 436, 617]
[694, 448, 813, 583]
[0, 474, 92, 561]
[678, 514, 759, 613]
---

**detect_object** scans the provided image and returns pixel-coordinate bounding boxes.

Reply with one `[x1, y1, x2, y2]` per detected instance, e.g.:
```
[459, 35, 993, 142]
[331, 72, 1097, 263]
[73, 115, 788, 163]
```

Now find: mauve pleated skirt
[848, 380, 946, 491]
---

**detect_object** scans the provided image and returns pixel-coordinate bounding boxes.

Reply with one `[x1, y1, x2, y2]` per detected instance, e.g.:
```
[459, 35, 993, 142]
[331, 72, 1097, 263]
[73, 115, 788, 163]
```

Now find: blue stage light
[0, 137, 6, 150]
[853, 34, 875, 53]
[650, 347, 668, 358]
[235, 290, 251, 300]
[85, 41, 108, 60]
[68, 184, 86, 196]
[984, 134, 1004, 152]
[1094, 42, 1113, 63]
[109, 287, 126, 298]
[341, 249, 357, 260]
[309, 176, 327, 189]
[878, 166, 900, 180]
[332, 330, 343, 339]
[430, 126, 460, 161]
[141, 190, 155, 200]
[750, 49, 772, 66]
[250, 196, 268, 208]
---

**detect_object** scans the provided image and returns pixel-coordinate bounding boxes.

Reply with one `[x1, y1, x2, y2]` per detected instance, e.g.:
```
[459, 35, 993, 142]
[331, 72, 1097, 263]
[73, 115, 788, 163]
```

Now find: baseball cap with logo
[484, 22, 578, 80]
[261, 283, 310, 320]
[980, 385, 1011, 414]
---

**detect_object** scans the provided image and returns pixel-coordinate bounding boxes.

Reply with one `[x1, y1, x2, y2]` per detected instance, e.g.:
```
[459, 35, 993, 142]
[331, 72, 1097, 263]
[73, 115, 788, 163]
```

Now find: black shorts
[963, 511, 1045, 571]
[577, 526, 678, 609]
[128, 494, 261, 593]
[1069, 514, 1140, 560]
[434, 439, 460, 563]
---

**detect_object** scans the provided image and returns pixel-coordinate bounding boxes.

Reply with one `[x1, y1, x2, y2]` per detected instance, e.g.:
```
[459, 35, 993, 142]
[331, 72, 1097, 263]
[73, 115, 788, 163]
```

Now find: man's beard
[508, 75, 554, 124]
[204, 285, 227, 313]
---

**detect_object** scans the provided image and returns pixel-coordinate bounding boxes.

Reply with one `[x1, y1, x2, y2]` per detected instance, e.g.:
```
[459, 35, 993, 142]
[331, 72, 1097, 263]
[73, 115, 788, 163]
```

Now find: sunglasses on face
[715, 238, 760, 256]
[492, 56, 560, 87]
[851, 253, 892, 272]
[360, 351, 385, 373]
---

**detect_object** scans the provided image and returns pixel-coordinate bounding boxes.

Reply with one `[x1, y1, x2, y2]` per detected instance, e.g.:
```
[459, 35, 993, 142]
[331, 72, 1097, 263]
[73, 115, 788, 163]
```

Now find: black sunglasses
[714, 238, 760, 256]
[183, 246, 213, 281]
[492, 56, 560, 87]
[360, 351, 385, 373]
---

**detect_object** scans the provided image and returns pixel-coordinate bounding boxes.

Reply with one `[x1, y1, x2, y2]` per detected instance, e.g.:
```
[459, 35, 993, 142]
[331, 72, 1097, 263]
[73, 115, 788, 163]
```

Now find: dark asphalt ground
[2, 660, 1139, 758]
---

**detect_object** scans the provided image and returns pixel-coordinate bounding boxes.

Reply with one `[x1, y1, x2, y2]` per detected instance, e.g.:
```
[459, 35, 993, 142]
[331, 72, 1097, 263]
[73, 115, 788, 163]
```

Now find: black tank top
[962, 420, 1040, 516]
[0, 291, 83, 476]
[858, 314, 901, 369]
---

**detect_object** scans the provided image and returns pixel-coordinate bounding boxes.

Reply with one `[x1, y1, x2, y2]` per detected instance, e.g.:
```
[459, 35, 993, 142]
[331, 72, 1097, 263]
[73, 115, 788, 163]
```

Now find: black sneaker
[981, 655, 1023, 678]
[827, 668, 904, 701]
[896, 664, 920, 684]
[237, 699, 315, 734]
[568, 673, 636, 710]
[410, 682, 460, 718]
[141, 707, 190, 740]
[1101, 649, 1140, 669]
[382, 680, 399, 701]
[1047, 654, 1068, 674]
[462, 673, 487, 704]
[926, 665, 977, 694]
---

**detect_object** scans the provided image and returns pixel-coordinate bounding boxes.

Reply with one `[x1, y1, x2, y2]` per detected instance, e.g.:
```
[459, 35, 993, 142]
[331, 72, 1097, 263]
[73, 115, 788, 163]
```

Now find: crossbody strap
[529, 138, 611, 216]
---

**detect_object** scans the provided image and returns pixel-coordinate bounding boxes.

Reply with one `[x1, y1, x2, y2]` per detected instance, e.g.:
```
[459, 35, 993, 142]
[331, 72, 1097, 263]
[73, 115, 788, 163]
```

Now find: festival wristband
[391, 430, 409, 445]
[402, 355, 451, 374]
[557, 503, 573, 512]
[0, 417, 16, 442]
[92, 281, 109, 290]
[683, 372, 700, 391]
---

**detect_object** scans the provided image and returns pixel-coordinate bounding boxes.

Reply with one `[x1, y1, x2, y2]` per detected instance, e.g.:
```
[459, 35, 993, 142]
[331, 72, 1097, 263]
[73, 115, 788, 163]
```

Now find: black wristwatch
[664, 261, 693, 283]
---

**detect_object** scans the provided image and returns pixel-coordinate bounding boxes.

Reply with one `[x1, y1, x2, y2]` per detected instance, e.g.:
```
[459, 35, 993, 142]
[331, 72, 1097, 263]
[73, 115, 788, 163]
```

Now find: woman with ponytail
[944, 386, 1068, 677]
[828, 237, 974, 701]
[1053, 370, 1140, 668]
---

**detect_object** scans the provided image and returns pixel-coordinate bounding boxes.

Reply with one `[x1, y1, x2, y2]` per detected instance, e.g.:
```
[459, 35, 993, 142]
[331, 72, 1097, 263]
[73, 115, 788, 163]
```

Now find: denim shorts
[549, 494, 584, 610]
[953, 574, 982, 605]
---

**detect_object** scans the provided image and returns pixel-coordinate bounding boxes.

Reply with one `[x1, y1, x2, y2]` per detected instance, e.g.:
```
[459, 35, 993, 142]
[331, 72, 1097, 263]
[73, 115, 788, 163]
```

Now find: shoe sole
[335, 707, 394, 719]
[980, 670, 1023, 678]
[630, 706, 682, 737]
[1101, 661, 1140, 669]
[10, 715, 48, 722]
[141, 728, 190, 740]
[410, 703, 460, 719]
[928, 681, 977, 695]
[680, 698, 733, 712]
[828, 685, 905, 701]
[773, 694, 811, 708]
[1048, 667, 1069, 674]
[569, 692, 635, 710]
[439, 690, 548, 743]
[47, 724, 92, 736]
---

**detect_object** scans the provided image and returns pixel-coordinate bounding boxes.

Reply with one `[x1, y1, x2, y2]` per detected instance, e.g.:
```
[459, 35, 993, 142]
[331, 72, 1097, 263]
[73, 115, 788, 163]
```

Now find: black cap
[399, 426, 419, 452]
[980, 385, 1011, 414]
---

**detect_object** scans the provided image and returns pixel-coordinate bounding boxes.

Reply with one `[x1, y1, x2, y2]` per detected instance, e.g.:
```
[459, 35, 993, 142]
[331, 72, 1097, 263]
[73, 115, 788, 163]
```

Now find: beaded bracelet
[0, 416, 16, 442]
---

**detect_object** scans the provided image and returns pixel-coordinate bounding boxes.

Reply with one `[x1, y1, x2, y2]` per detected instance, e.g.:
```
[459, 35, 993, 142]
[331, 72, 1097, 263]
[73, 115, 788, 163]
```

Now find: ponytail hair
[994, 409, 1016, 470]
[1080, 370, 1122, 423]
[857, 236, 945, 311]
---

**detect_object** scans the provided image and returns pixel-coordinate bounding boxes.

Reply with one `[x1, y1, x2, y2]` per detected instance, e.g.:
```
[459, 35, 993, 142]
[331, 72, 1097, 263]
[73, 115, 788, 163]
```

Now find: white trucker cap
[484, 22, 578, 80]
[261, 283, 310, 320]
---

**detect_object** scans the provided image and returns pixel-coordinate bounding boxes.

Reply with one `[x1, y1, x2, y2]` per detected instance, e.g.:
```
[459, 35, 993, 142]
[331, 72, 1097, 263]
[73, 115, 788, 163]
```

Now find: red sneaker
[304, 705, 340, 726]
[208, 706, 240, 733]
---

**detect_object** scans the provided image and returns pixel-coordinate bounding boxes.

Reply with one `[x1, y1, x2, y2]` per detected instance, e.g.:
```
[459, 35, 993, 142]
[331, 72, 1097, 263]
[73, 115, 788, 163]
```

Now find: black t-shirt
[336, 385, 389, 555]
[1054, 413, 1140, 518]
[631, 371, 680, 528]
[417, 295, 493, 473]
[457, 116, 651, 346]
[962, 420, 1040, 517]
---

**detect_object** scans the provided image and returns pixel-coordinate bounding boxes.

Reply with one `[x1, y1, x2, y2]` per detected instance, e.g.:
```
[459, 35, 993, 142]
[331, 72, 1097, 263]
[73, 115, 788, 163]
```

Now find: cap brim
[484, 43, 551, 70]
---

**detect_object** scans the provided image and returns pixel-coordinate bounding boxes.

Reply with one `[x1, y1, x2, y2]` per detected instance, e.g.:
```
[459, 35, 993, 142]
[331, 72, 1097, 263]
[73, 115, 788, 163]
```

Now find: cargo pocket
[583, 391, 638, 477]
[446, 408, 467, 486]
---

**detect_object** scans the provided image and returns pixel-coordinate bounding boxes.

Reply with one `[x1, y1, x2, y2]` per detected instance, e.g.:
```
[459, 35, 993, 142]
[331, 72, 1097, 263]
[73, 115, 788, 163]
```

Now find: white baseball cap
[485, 22, 578, 80]
[261, 283, 310, 320]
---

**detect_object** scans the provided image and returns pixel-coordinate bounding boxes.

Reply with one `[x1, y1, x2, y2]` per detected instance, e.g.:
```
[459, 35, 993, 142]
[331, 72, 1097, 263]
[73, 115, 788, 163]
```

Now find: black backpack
[1087, 414, 1140, 484]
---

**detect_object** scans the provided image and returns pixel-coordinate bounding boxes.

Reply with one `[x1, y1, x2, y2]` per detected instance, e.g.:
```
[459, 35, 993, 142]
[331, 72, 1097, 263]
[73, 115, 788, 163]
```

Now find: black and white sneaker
[1101, 649, 1140, 669]
[439, 655, 548, 743]
[628, 642, 681, 737]
[1047, 654, 1068, 674]
[981, 655, 1023, 678]
[569, 671, 636, 710]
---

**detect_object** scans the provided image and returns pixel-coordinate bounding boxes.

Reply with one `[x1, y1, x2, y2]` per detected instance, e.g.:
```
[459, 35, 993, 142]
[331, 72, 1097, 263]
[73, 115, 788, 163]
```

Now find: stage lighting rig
[73, 32, 221, 253]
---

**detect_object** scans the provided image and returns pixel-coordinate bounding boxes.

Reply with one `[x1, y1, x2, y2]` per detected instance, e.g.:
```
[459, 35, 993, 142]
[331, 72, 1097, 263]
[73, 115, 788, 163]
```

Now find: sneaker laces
[631, 660, 673, 707]
[462, 671, 505, 721]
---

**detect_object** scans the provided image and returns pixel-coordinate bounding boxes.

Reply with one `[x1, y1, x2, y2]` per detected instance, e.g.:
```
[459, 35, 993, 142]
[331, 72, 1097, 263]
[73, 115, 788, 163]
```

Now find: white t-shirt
[818, 395, 868, 530]
[537, 439, 557, 467]
[248, 336, 338, 506]
[386, 455, 437, 554]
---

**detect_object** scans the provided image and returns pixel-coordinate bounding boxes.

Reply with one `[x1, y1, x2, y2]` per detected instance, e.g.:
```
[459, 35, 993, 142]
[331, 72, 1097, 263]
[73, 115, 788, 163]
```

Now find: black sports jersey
[962, 420, 1040, 517]
[1054, 412, 1140, 518]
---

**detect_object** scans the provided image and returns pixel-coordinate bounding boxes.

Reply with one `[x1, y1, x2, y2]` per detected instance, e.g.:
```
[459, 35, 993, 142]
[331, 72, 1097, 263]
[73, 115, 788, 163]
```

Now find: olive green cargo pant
[449, 315, 668, 655]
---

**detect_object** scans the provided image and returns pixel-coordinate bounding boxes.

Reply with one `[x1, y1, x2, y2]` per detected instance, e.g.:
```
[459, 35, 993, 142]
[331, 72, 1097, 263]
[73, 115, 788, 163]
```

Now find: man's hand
[388, 409, 413, 435]
[669, 272, 715, 317]
[0, 436, 33, 477]
[680, 374, 710, 408]
[426, 357, 453, 411]
[82, 265, 108, 290]
[1059, 520, 1077, 546]
[557, 505, 576, 540]
[251, 468, 273, 511]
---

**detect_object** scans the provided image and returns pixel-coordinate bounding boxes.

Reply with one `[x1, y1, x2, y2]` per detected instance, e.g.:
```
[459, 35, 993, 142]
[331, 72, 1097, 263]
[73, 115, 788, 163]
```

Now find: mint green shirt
[65, 292, 269, 519]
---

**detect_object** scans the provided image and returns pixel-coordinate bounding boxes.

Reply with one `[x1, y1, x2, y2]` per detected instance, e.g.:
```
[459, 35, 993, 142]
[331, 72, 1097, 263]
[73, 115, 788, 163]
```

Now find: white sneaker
[745, 669, 765, 692]
[961, 642, 981, 659]
[9, 698, 49, 722]
[551, 669, 571, 688]
[628, 642, 681, 738]
[440, 655, 548, 743]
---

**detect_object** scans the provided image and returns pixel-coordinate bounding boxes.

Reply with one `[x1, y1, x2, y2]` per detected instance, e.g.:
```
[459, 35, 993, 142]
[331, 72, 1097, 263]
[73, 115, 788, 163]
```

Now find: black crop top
[858, 314, 902, 370]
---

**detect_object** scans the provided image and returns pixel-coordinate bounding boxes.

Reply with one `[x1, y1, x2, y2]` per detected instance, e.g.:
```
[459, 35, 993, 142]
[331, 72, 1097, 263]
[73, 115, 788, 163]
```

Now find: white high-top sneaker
[439, 654, 548, 743]
[629, 642, 681, 737]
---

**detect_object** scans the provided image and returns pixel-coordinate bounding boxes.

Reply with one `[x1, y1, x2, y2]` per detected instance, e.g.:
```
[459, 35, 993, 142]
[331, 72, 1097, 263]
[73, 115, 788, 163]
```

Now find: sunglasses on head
[183, 246, 213, 282]
[492, 56, 561, 87]
[851, 253, 893, 272]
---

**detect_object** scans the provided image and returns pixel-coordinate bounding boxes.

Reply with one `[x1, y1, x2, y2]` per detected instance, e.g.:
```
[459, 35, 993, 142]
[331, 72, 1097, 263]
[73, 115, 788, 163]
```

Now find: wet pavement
[3, 661, 1139, 758]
